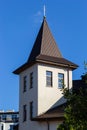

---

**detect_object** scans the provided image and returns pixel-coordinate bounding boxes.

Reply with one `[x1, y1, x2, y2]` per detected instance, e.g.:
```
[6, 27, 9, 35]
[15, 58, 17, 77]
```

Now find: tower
[13, 17, 78, 130]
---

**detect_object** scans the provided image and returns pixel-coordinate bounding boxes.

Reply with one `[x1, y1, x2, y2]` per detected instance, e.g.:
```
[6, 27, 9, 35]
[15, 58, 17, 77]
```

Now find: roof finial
[44, 5, 46, 18]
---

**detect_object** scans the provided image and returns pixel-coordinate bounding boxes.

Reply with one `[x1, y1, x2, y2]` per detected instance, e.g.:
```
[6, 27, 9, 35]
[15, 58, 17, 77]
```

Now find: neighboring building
[13, 16, 78, 130]
[0, 110, 19, 130]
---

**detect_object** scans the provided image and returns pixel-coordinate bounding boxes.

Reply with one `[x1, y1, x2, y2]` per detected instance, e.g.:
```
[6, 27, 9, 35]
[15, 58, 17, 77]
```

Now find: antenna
[44, 5, 46, 17]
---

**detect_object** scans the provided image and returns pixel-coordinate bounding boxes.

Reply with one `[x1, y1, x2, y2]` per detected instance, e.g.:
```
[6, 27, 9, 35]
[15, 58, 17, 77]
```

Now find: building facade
[13, 17, 78, 130]
[0, 110, 19, 130]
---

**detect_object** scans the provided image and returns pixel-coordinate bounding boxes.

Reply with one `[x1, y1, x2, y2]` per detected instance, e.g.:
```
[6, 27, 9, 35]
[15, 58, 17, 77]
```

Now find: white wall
[19, 63, 72, 130]
[19, 120, 62, 130]
[37, 63, 72, 115]
[19, 64, 38, 130]
[0, 122, 18, 130]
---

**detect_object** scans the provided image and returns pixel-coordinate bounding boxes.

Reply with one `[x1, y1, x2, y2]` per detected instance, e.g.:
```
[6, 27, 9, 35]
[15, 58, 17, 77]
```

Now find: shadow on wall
[47, 96, 66, 112]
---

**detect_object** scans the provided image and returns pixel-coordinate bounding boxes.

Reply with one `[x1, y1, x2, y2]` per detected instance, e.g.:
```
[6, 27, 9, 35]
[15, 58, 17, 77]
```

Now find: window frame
[46, 71, 53, 87]
[58, 73, 64, 89]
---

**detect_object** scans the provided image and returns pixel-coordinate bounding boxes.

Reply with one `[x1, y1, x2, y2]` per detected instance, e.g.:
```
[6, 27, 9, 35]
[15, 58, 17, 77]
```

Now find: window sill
[46, 85, 53, 87]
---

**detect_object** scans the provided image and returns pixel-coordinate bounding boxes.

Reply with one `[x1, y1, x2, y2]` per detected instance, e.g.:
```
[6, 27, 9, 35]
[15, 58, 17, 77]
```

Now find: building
[0, 110, 19, 130]
[13, 16, 78, 130]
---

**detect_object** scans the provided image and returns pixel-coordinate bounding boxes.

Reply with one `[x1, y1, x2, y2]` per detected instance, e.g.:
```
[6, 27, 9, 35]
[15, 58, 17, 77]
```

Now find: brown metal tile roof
[13, 17, 78, 74]
[28, 17, 62, 63]
[36, 55, 78, 68]
[32, 103, 66, 121]
[13, 55, 78, 74]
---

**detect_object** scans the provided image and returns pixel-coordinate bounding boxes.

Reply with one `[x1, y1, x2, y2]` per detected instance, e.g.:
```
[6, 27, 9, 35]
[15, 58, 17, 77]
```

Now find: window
[30, 102, 33, 119]
[2, 114, 6, 120]
[30, 72, 33, 88]
[1, 125, 3, 130]
[58, 73, 64, 89]
[12, 114, 18, 121]
[6, 114, 12, 120]
[46, 71, 52, 86]
[0, 115, 1, 121]
[10, 125, 13, 130]
[23, 76, 27, 92]
[23, 105, 27, 122]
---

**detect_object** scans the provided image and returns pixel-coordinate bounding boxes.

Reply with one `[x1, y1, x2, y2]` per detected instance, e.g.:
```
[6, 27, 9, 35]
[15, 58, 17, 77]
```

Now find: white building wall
[19, 120, 62, 130]
[0, 122, 17, 130]
[19, 64, 38, 130]
[19, 63, 72, 130]
[37, 63, 72, 115]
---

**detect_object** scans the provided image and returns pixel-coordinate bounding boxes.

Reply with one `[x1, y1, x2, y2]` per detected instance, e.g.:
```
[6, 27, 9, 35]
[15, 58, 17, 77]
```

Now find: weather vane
[44, 5, 46, 17]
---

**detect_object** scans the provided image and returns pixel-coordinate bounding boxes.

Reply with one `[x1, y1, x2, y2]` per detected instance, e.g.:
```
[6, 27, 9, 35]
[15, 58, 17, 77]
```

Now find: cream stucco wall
[19, 63, 72, 130]
[19, 119, 62, 130]
[19, 64, 38, 130]
[37, 63, 72, 115]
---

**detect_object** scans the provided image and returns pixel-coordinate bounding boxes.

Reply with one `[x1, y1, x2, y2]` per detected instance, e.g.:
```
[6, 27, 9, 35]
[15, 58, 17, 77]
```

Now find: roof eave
[36, 59, 78, 70]
[13, 61, 36, 75]
[31, 116, 64, 122]
[13, 59, 78, 74]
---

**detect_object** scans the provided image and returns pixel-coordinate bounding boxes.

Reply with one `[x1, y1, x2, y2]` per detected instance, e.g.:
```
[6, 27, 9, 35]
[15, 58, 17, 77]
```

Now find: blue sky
[0, 0, 87, 111]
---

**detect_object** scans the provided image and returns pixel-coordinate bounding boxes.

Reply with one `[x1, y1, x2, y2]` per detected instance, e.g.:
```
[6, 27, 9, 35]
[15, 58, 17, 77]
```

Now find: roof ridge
[40, 17, 45, 54]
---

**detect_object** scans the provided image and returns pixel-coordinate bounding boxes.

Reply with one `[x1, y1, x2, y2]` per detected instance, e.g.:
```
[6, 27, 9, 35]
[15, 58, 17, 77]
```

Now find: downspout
[67, 65, 70, 90]
[47, 121, 50, 130]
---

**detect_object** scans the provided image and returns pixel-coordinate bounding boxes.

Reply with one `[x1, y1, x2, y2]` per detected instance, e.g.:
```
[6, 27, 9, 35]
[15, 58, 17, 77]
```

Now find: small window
[46, 71, 52, 86]
[2, 114, 6, 120]
[30, 72, 33, 88]
[1, 125, 3, 130]
[12, 114, 18, 121]
[6, 114, 12, 120]
[30, 102, 33, 119]
[10, 125, 13, 130]
[58, 73, 64, 89]
[23, 105, 27, 122]
[23, 76, 27, 92]
[0, 115, 1, 121]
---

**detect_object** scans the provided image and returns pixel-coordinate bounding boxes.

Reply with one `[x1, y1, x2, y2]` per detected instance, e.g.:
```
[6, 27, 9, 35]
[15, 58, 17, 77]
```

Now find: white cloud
[33, 11, 42, 24]
[35, 11, 42, 16]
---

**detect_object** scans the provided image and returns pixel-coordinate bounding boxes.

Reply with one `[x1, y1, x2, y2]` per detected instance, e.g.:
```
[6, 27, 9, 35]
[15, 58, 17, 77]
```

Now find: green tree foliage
[57, 73, 87, 130]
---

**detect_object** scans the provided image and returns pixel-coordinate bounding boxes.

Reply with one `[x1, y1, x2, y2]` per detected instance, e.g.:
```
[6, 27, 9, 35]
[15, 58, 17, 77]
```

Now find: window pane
[2, 115, 6, 120]
[12, 114, 18, 121]
[46, 71, 52, 76]
[46, 71, 52, 86]
[58, 73, 64, 89]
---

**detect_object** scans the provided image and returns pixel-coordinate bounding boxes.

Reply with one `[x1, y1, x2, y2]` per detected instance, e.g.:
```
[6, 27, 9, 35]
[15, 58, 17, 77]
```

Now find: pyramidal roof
[13, 17, 78, 74]
[28, 17, 62, 62]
